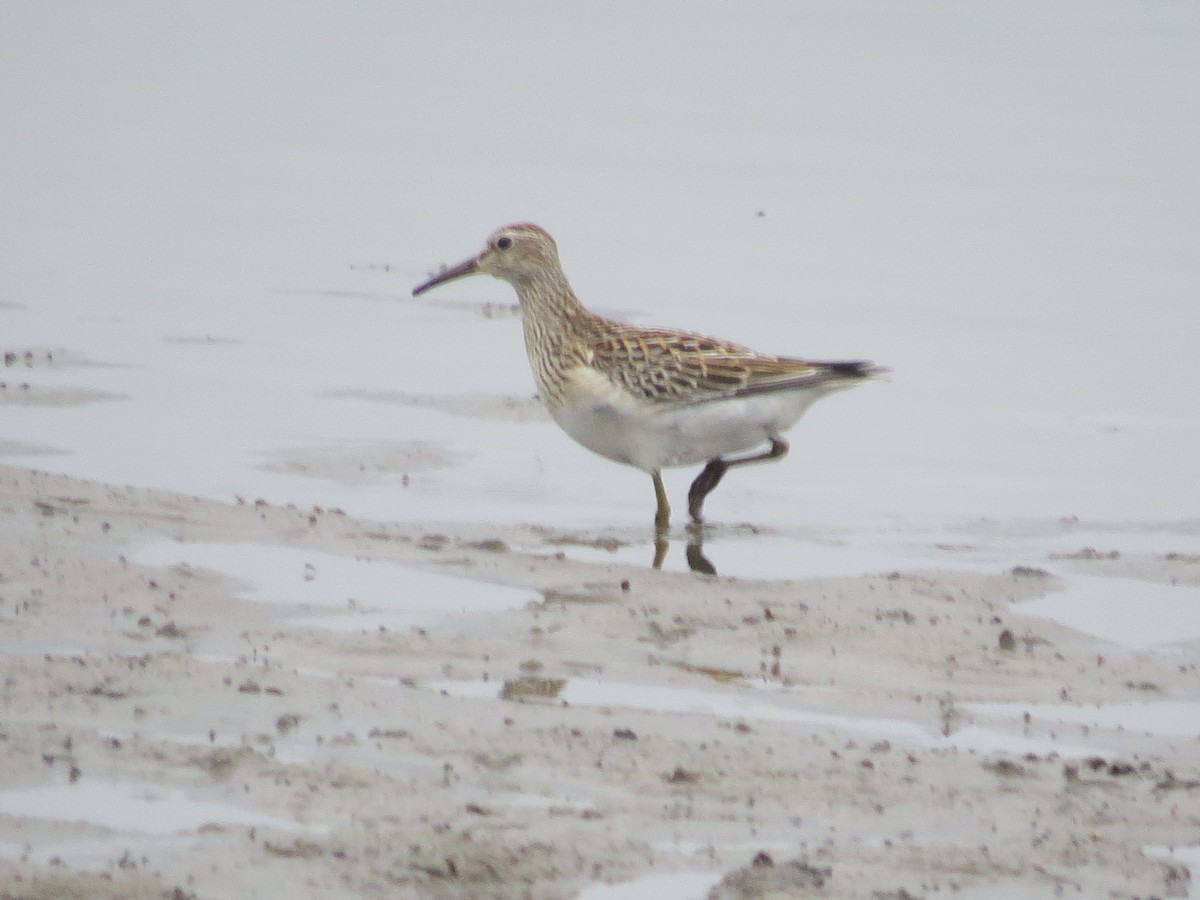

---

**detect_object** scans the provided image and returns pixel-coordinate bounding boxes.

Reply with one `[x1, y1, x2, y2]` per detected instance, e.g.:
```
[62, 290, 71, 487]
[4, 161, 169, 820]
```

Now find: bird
[412, 223, 886, 532]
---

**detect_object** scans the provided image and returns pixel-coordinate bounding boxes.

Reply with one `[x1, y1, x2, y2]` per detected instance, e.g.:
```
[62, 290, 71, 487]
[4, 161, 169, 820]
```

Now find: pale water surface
[2, 3, 1196, 553]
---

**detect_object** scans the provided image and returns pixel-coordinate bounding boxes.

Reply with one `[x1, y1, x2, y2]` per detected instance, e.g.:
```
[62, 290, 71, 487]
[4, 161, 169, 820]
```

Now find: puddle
[1018, 576, 1200, 649]
[939, 725, 1101, 758]
[557, 529, 917, 580]
[132, 541, 538, 628]
[429, 678, 1105, 756]
[576, 870, 722, 900]
[0, 780, 318, 835]
[0, 835, 198, 868]
[430, 676, 926, 737]
[489, 792, 596, 813]
[529, 518, 1200, 583]
[969, 701, 1200, 738]
[1035, 530, 1200, 559]
[559, 680, 931, 740]
[655, 838, 797, 858]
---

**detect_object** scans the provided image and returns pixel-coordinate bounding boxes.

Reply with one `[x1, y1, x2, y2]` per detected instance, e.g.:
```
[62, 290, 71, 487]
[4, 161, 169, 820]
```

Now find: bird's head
[413, 223, 561, 295]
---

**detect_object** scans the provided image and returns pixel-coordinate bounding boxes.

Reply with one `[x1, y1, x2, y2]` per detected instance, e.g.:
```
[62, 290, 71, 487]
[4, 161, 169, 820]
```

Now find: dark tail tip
[823, 360, 890, 380]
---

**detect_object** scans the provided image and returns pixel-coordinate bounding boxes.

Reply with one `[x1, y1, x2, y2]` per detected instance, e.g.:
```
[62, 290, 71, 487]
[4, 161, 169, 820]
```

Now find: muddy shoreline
[1, 464, 1197, 898]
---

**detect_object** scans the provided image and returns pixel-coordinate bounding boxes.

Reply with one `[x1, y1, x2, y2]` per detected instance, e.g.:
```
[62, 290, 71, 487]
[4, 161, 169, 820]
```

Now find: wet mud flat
[1, 464, 1198, 899]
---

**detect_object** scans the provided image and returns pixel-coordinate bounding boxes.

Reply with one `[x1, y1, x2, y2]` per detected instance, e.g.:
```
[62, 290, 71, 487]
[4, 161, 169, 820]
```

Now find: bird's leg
[652, 470, 671, 532]
[651, 469, 671, 569]
[687, 460, 728, 522]
[687, 438, 789, 522]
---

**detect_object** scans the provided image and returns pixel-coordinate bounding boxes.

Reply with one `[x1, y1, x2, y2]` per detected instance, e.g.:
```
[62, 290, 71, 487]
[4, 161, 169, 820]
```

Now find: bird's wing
[585, 324, 883, 405]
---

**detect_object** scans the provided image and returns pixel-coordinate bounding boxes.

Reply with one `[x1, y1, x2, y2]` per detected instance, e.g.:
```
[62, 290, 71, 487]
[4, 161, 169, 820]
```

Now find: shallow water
[969, 700, 1200, 738]
[132, 540, 538, 628]
[430, 677, 1107, 757]
[0, 780, 318, 837]
[1018, 576, 1200, 650]
[1, 2, 1196, 557]
[576, 871, 723, 900]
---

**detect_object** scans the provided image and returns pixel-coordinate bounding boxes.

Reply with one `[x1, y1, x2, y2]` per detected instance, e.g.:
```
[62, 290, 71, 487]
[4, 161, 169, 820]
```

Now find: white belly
[544, 366, 831, 472]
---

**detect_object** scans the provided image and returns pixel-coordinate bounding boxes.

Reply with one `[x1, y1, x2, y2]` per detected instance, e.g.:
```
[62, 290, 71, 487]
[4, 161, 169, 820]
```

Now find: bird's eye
[496, 236, 513, 250]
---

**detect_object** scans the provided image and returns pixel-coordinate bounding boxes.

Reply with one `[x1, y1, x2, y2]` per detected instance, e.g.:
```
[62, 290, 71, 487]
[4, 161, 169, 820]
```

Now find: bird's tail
[818, 360, 890, 382]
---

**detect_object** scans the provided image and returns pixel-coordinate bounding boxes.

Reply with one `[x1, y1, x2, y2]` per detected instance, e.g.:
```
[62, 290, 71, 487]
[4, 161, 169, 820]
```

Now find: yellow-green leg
[652, 470, 670, 531]
[651, 470, 670, 569]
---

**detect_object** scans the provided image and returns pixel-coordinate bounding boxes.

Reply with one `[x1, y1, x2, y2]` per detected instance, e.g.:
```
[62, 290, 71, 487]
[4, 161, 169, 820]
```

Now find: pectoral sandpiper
[413, 223, 886, 532]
